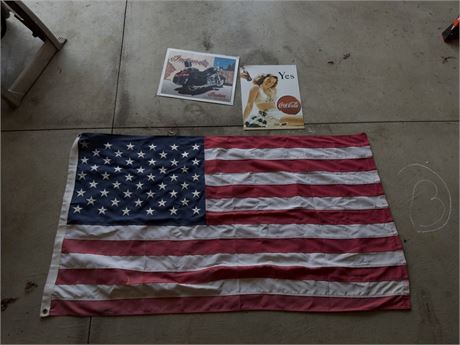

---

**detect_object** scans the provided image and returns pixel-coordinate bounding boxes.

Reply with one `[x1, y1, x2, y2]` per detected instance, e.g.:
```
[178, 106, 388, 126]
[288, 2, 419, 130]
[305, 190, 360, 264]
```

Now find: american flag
[41, 133, 410, 316]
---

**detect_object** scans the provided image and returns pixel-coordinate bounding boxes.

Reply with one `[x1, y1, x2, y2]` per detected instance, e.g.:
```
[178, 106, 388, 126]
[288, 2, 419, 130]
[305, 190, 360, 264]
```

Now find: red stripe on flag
[61, 236, 402, 256]
[56, 265, 409, 285]
[205, 158, 376, 174]
[206, 208, 393, 225]
[204, 133, 369, 149]
[205, 183, 385, 199]
[50, 294, 410, 316]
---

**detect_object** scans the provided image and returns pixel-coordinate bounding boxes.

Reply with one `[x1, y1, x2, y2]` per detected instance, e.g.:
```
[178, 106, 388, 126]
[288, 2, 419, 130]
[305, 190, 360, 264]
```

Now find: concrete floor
[1, 1, 458, 343]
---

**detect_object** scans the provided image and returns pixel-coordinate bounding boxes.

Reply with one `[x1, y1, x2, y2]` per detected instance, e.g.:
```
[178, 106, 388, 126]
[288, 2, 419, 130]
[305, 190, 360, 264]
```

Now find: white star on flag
[146, 190, 155, 198]
[123, 190, 133, 198]
[192, 190, 200, 198]
[169, 190, 178, 198]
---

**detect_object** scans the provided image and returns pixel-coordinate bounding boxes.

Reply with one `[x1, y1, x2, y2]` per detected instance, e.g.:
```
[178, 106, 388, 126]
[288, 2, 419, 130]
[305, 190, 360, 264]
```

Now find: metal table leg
[1, 0, 66, 108]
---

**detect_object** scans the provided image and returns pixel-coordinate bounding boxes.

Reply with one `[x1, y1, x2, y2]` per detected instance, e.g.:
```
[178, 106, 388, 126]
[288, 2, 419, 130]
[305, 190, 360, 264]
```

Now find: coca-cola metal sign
[240, 65, 304, 130]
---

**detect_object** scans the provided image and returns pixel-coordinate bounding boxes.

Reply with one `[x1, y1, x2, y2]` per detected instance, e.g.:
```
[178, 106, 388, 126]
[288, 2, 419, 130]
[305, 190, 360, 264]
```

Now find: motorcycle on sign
[172, 60, 225, 94]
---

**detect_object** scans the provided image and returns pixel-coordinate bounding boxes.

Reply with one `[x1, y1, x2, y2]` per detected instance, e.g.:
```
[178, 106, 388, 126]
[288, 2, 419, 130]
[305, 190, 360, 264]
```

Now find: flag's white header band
[40, 135, 81, 318]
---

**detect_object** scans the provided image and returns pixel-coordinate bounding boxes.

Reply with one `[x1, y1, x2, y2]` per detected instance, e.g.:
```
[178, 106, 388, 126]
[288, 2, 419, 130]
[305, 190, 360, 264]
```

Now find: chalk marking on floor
[398, 163, 452, 233]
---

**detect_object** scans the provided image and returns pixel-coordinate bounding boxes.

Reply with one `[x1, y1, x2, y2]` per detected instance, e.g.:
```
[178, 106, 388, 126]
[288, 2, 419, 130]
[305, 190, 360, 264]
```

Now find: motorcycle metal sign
[157, 48, 239, 105]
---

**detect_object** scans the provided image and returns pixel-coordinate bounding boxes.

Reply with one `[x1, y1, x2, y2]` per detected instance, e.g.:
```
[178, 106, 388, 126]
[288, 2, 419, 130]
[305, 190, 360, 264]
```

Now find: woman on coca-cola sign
[241, 71, 303, 128]
[242, 73, 277, 128]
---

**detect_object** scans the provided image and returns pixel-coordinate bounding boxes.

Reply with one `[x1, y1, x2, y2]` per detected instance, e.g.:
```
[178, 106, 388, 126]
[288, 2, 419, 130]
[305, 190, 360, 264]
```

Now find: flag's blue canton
[68, 133, 206, 225]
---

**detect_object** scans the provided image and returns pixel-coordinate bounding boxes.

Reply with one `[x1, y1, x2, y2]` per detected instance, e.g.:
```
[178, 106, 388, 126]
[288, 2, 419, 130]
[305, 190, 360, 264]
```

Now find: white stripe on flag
[59, 251, 407, 272]
[204, 146, 373, 161]
[206, 195, 388, 212]
[64, 223, 399, 241]
[205, 171, 381, 186]
[52, 279, 410, 301]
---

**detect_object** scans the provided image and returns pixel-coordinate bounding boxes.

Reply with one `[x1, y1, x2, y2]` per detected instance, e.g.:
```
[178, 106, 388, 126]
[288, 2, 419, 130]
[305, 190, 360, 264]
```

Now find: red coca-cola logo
[277, 95, 301, 115]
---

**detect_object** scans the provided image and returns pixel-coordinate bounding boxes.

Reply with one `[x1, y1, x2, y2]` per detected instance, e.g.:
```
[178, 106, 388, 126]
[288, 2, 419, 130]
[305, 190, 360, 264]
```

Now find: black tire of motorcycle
[183, 84, 195, 93]
[217, 77, 225, 88]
